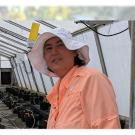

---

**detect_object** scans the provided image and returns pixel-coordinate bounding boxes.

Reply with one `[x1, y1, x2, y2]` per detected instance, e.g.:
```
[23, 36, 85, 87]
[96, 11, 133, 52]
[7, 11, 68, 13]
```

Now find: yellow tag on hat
[29, 22, 40, 41]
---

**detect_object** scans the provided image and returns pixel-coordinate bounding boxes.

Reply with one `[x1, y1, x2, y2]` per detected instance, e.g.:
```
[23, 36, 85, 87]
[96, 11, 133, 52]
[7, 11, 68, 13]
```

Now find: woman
[28, 28, 121, 129]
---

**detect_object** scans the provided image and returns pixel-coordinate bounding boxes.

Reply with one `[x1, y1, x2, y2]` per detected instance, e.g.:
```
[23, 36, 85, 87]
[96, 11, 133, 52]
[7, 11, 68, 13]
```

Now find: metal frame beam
[0, 39, 28, 52]
[27, 58, 40, 92]
[18, 63, 28, 89]
[36, 20, 57, 29]
[93, 27, 108, 76]
[129, 21, 135, 128]
[0, 33, 28, 47]
[49, 77, 54, 86]
[4, 20, 30, 32]
[0, 56, 1, 68]
[73, 21, 114, 36]
[39, 72, 47, 95]
[9, 59, 19, 86]
[22, 61, 33, 90]
[0, 47, 16, 56]
[0, 50, 14, 57]
[0, 43, 23, 53]
[12, 58, 23, 87]
[0, 26, 27, 42]
[0, 53, 11, 59]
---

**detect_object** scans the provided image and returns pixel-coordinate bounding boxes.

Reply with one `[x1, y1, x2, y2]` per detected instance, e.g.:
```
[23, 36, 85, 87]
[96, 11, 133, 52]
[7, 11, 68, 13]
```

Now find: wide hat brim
[28, 28, 90, 77]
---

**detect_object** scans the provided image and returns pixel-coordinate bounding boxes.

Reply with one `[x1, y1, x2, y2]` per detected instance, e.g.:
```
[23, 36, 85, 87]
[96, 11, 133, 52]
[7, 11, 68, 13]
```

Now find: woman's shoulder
[77, 66, 104, 78]
[78, 66, 113, 87]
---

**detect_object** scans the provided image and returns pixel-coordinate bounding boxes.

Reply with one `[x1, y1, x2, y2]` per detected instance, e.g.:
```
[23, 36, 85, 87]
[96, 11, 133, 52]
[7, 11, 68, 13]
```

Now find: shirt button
[53, 106, 56, 109]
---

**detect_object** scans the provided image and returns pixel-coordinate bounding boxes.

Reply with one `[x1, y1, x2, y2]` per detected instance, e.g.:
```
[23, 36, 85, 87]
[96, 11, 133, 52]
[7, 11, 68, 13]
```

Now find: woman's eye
[46, 47, 52, 50]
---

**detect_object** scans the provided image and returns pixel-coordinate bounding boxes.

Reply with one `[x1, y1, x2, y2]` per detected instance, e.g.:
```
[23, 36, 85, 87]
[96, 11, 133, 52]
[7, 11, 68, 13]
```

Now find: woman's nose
[51, 47, 59, 55]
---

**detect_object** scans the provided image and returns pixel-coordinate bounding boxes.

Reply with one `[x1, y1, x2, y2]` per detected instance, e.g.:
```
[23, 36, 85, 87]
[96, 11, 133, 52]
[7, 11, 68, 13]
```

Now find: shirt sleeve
[80, 73, 121, 128]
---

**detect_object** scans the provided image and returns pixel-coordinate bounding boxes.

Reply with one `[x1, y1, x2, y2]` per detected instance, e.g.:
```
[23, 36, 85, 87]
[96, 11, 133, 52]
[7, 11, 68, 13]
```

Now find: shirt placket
[50, 95, 59, 128]
[51, 87, 68, 128]
[48, 66, 78, 128]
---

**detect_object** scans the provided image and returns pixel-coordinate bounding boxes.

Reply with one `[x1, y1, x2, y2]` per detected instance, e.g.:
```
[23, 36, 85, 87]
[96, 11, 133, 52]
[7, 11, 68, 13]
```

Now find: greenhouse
[0, 20, 134, 129]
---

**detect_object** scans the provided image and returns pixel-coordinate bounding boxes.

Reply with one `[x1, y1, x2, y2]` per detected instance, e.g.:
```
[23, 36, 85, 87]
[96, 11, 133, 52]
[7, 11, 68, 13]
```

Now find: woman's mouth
[52, 58, 62, 64]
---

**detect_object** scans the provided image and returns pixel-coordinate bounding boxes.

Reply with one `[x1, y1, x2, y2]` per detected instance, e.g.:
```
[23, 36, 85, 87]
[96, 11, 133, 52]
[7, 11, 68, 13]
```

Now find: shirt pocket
[58, 90, 83, 126]
[61, 90, 82, 111]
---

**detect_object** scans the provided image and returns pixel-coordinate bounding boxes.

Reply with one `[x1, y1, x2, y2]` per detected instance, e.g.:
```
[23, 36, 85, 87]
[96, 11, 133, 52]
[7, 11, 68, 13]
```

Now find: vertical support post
[93, 28, 108, 76]
[27, 58, 39, 92]
[39, 73, 47, 95]
[129, 21, 135, 128]
[0, 56, 1, 86]
[18, 63, 28, 89]
[22, 61, 33, 90]
[12, 58, 23, 88]
[10, 59, 18, 86]
[50, 77, 54, 86]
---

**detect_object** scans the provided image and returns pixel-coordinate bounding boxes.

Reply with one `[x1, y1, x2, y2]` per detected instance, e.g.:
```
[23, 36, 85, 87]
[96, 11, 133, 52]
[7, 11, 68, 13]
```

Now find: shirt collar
[47, 65, 85, 105]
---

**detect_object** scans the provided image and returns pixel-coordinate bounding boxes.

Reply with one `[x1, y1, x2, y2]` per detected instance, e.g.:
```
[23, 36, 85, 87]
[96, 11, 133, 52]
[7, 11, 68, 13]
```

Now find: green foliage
[0, 6, 135, 20]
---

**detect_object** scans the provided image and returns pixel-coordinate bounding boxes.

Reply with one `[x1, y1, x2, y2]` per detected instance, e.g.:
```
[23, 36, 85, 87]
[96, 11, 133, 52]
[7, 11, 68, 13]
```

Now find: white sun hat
[28, 27, 90, 77]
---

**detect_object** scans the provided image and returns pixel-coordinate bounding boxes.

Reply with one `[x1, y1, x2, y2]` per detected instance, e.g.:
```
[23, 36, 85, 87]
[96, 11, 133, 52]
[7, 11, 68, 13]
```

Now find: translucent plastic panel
[0, 21, 29, 40]
[19, 63, 31, 90]
[32, 68, 45, 93]
[22, 56, 57, 93]
[0, 32, 27, 46]
[17, 20, 85, 34]
[98, 21, 131, 117]
[47, 20, 86, 33]
[13, 68, 21, 87]
[10, 58, 21, 87]
[16, 63, 26, 88]
[41, 74, 54, 93]
[0, 42, 25, 53]
[0, 46, 17, 55]
[23, 57, 38, 92]
[74, 31, 102, 71]
[52, 77, 59, 84]
[1, 56, 9, 60]
[1, 57, 11, 68]
[0, 36, 28, 51]
[16, 20, 53, 34]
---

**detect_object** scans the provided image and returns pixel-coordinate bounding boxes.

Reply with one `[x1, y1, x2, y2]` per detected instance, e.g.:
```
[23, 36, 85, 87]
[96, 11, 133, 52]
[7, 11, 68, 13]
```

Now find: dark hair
[74, 55, 85, 66]
[47, 67, 54, 73]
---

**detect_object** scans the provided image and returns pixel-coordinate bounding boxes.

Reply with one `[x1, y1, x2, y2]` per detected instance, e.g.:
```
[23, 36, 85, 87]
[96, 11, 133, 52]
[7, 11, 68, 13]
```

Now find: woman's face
[44, 37, 77, 78]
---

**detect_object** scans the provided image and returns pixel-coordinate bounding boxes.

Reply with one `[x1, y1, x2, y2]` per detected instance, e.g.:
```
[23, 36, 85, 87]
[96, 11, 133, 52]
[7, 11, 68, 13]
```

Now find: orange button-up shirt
[47, 66, 121, 128]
